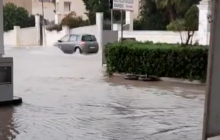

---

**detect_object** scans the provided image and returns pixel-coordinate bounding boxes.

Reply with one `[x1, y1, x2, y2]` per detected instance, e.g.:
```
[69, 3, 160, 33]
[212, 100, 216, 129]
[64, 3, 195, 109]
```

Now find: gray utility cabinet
[0, 57, 13, 102]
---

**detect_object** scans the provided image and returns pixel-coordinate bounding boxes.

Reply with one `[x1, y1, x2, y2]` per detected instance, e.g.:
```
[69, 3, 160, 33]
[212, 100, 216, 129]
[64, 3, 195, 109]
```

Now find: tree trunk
[168, 6, 175, 21]
[179, 31, 183, 45]
[185, 30, 195, 46]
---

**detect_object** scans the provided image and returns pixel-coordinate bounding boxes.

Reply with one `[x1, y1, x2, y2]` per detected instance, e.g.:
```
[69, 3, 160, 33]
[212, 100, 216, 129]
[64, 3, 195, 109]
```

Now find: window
[81, 35, 97, 41]
[91, 35, 97, 41]
[60, 35, 69, 42]
[76, 35, 81, 41]
[64, 2, 71, 12]
[69, 35, 77, 42]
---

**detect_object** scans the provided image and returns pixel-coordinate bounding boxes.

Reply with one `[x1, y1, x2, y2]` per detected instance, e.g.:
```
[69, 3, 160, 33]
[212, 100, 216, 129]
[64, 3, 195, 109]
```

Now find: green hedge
[105, 42, 208, 82]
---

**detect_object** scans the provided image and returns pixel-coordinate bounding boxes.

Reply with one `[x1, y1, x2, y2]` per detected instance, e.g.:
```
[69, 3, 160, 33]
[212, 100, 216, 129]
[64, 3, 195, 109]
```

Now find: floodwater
[0, 47, 210, 140]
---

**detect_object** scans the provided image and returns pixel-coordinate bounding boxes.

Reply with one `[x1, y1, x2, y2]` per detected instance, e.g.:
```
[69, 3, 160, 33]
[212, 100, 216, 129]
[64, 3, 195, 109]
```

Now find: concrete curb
[102, 66, 203, 84]
[112, 73, 203, 85]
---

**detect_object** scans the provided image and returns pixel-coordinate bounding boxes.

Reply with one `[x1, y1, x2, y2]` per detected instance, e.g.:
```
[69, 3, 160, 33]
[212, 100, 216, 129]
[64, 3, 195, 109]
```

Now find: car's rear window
[81, 35, 96, 41]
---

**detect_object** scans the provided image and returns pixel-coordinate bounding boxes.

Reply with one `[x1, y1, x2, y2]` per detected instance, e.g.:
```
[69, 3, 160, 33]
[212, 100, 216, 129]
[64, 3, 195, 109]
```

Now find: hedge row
[105, 42, 208, 82]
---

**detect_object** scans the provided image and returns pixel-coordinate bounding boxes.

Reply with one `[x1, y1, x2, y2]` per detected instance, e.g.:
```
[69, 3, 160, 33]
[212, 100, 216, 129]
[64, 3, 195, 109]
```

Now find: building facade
[56, 0, 86, 18]
[32, 0, 143, 22]
[3, 0, 32, 14]
[3, 0, 143, 22]
[54, 0, 142, 19]
[32, 0, 55, 21]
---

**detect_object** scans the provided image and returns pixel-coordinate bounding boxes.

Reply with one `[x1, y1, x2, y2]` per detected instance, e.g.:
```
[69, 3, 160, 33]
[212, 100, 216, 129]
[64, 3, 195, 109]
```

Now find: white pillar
[55, 14, 60, 24]
[96, 12, 103, 64]
[35, 15, 40, 45]
[202, 0, 220, 139]
[62, 26, 69, 35]
[0, 0, 4, 56]
[96, 12, 103, 50]
[125, 11, 133, 31]
[197, 0, 211, 45]
[14, 26, 20, 47]
[42, 26, 46, 47]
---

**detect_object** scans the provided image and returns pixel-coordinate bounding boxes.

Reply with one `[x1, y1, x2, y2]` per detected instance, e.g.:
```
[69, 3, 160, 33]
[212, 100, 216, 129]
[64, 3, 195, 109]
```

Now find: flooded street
[0, 47, 208, 140]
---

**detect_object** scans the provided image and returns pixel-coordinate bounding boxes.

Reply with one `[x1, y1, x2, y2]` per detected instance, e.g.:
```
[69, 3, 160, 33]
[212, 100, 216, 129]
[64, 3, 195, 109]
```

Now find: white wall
[45, 29, 66, 46]
[3, 15, 40, 47]
[120, 31, 200, 44]
[3, 26, 207, 48]
[70, 25, 97, 36]
[2, 9, 209, 48]
[4, 26, 39, 47]
[19, 27, 38, 46]
[4, 30, 15, 46]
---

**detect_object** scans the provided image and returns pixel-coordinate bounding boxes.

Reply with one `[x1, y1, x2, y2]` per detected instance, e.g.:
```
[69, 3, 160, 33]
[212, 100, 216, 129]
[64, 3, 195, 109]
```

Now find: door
[57, 35, 70, 52]
[81, 35, 99, 53]
[67, 34, 78, 52]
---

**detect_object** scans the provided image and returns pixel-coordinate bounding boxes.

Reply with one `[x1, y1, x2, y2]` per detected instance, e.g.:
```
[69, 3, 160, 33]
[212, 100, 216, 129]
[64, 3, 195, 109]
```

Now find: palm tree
[154, 0, 191, 22]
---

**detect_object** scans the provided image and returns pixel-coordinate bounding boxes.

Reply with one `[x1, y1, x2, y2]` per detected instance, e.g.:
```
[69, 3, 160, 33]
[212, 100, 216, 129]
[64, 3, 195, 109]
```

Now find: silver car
[54, 34, 99, 54]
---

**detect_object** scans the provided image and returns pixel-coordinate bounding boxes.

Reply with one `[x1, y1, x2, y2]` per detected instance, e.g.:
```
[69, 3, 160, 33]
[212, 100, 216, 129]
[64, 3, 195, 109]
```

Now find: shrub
[47, 11, 89, 31]
[166, 5, 199, 46]
[3, 3, 35, 31]
[133, 19, 144, 30]
[61, 12, 88, 29]
[26, 15, 35, 27]
[105, 42, 208, 82]
[46, 24, 62, 31]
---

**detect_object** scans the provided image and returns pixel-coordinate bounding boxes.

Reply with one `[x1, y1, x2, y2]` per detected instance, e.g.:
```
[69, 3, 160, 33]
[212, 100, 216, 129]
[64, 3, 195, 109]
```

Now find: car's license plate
[90, 46, 95, 49]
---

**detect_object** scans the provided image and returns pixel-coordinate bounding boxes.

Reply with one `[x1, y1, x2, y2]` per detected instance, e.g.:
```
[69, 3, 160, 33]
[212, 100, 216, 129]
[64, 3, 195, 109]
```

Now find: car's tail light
[80, 41, 85, 46]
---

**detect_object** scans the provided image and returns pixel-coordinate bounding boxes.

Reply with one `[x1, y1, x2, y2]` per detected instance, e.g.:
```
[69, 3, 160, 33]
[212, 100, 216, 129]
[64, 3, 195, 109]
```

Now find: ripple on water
[0, 47, 206, 140]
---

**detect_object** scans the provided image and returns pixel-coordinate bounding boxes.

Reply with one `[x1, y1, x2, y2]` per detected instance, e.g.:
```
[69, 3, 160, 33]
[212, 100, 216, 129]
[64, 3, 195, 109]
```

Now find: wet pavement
[0, 47, 209, 140]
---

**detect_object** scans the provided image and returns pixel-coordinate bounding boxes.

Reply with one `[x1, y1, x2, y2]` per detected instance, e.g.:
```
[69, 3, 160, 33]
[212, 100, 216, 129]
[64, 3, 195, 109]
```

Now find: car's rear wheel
[74, 47, 82, 54]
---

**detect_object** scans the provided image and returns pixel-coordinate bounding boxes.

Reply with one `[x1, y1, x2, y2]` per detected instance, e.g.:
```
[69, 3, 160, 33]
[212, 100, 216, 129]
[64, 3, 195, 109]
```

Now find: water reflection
[104, 76, 205, 99]
[0, 107, 16, 140]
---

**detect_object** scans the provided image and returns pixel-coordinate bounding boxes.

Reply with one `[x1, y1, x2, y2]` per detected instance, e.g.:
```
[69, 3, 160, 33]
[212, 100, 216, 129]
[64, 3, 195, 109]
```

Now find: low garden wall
[105, 41, 208, 82]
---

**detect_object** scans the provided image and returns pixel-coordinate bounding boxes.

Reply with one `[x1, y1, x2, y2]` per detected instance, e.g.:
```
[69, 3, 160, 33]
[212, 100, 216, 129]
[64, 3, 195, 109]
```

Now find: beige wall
[31, 0, 142, 21]
[3, 0, 32, 14]
[56, 0, 141, 19]
[3, 0, 142, 20]
[56, 0, 86, 19]
[32, 0, 55, 21]
[32, 0, 87, 21]
[32, 0, 54, 9]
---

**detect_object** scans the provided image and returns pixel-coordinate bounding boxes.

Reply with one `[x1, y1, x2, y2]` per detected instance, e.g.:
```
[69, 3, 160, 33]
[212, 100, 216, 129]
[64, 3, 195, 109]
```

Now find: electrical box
[0, 57, 13, 102]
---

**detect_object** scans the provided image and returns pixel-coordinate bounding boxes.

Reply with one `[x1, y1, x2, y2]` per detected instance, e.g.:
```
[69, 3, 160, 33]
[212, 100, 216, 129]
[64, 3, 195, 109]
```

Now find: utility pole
[111, 9, 113, 30]
[120, 10, 123, 42]
[41, 0, 46, 47]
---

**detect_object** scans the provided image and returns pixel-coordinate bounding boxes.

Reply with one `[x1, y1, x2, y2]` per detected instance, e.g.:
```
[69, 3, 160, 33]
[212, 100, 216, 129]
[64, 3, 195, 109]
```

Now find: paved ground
[0, 47, 210, 140]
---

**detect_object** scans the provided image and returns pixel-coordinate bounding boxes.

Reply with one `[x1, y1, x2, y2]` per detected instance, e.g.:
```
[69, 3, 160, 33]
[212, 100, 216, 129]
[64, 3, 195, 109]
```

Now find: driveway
[0, 47, 208, 140]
